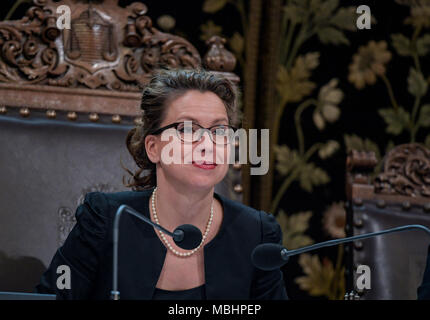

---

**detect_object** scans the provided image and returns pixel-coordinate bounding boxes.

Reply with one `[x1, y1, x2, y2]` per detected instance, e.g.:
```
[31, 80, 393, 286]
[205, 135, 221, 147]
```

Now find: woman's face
[148, 90, 231, 192]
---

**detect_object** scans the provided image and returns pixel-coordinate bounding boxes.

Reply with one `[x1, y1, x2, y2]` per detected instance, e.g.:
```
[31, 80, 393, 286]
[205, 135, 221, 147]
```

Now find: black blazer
[36, 187, 288, 300]
[418, 245, 430, 300]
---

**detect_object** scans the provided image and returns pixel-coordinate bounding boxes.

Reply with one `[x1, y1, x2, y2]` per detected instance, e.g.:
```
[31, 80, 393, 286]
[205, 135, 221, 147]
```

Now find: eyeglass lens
[176, 122, 233, 144]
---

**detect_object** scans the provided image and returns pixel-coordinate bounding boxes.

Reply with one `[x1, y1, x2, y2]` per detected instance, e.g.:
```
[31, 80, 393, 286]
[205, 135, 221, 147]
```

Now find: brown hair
[124, 68, 240, 190]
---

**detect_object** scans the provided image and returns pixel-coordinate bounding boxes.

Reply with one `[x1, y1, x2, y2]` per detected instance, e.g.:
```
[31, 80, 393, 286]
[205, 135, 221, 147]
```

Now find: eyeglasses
[150, 121, 237, 145]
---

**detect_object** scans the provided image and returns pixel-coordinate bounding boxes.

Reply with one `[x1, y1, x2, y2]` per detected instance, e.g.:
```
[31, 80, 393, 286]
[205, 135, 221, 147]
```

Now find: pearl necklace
[151, 187, 213, 257]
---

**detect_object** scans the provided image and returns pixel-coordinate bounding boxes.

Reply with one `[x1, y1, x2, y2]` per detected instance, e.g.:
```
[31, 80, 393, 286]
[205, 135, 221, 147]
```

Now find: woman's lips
[192, 161, 217, 170]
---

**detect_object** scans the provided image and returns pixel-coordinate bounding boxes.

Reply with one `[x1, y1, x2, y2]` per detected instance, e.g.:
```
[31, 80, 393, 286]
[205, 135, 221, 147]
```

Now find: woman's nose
[193, 130, 214, 155]
[198, 130, 214, 147]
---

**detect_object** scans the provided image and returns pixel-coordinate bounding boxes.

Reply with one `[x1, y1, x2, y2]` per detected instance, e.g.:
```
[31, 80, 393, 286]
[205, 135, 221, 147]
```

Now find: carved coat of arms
[64, 8, 119, 74]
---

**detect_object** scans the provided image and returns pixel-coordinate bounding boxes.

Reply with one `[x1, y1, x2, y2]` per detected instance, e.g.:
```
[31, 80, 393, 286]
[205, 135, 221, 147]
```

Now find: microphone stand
[110, 204, 184, 300]
[280, 224, 430, 262]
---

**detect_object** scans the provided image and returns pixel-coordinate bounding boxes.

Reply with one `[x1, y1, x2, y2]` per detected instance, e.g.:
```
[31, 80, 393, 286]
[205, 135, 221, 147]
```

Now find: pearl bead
[151, 187, 213, 257]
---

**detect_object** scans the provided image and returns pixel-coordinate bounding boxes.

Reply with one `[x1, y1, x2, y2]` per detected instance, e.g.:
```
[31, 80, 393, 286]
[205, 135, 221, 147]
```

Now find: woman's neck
[150, 180, 215, 232]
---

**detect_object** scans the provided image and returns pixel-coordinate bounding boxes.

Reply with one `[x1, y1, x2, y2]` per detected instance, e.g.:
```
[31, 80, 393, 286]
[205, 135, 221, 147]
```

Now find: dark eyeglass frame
[149, 121, 237, 145]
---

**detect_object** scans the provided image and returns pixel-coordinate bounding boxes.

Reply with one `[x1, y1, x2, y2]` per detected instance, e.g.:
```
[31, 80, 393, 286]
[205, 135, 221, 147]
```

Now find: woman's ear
[145, 135, 160, 164]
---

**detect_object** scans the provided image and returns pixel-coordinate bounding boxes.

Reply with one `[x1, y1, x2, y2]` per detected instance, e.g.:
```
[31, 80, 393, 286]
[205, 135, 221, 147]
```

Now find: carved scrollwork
[23, 37, 38, 59]
[0, 0, 63, 84]
[42, 16, 60, 42]
[374, 143, 430, 197]
[0, 0, 237, 94]
[120, 4, 202, 84]
[2, 40, 22, 66]
[128, 2, 148, 18]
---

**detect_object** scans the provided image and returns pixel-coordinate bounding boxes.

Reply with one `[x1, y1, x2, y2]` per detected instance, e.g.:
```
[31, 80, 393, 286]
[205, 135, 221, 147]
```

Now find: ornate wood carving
[346, 150, 378, 182]
[374, 143, 430, 198]
[203, 36, 236, 72]
[0, 0, 201, 91]
[0, 0, 238, 117]
[345, 149, 378, 201]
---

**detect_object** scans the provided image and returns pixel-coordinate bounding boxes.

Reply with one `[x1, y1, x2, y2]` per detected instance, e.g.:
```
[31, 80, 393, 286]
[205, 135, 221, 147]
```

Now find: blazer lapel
[116, 189, 167, 300]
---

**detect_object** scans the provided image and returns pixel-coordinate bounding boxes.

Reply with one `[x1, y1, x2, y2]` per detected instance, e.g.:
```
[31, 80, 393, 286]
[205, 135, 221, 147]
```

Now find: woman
[36, 69, 288, 300]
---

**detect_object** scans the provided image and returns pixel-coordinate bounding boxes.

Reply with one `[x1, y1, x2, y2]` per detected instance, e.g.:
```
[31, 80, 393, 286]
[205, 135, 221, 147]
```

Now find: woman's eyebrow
[176, 116, 229, 125]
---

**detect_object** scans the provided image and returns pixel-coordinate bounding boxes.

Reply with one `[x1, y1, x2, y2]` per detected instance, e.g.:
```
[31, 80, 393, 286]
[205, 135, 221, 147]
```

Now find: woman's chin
[180, 171, 224, 190]
[183, 177, 221, 190]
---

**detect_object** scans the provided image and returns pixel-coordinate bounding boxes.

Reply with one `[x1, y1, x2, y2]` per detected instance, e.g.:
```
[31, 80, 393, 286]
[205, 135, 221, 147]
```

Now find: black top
[418, 245, 430, 300]
[153, 285, 206, 300]
[36, 187, 288, 300]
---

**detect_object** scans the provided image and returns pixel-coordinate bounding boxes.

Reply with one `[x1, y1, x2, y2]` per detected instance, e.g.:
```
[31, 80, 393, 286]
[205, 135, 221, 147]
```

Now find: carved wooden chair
[0, 0, 242, 292]
[345, 143, 430, 299]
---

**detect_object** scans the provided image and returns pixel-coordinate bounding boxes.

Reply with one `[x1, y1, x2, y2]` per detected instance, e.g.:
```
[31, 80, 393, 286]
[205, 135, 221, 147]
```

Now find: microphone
[251, 224, 430, 271]
[110, 204, 202, 300]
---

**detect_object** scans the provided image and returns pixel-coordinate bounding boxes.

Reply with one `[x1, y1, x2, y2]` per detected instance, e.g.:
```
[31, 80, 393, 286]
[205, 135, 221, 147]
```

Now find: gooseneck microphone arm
[286, 224, 430, 256]
[252, 224, 430, 271]
[110, 204, 189, 300]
